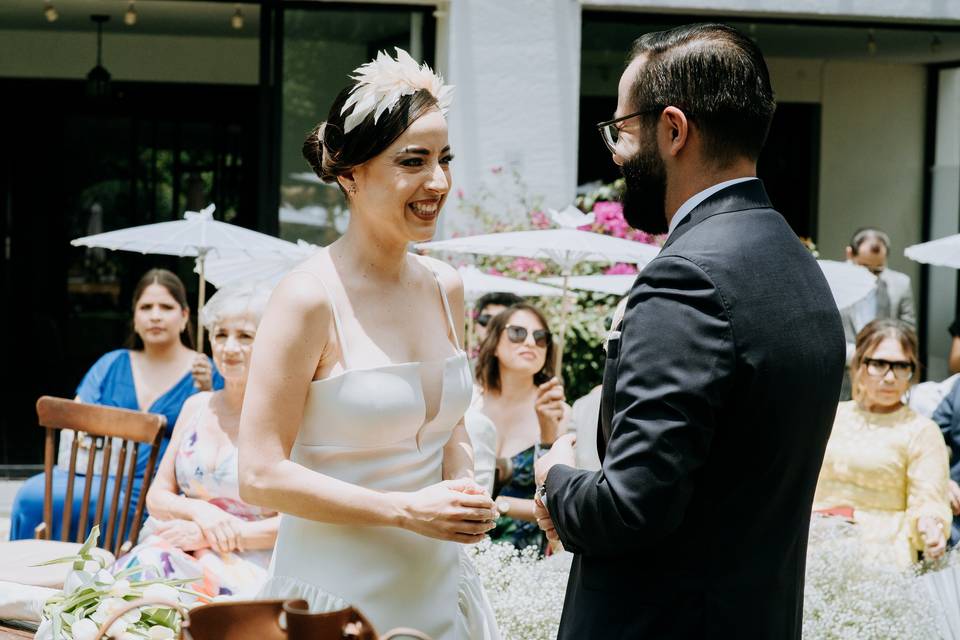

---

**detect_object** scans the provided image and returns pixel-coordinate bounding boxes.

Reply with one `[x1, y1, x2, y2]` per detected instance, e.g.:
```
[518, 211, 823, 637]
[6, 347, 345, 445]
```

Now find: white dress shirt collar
[666, 177, 759, 239]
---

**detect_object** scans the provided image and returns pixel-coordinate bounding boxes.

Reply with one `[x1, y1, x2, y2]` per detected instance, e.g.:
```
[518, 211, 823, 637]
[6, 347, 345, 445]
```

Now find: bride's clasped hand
[393, 478, 498, 543]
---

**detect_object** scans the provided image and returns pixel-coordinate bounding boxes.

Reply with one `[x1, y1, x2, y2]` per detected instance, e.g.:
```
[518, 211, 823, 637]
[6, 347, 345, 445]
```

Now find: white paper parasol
[71, 204, 293, 349]
[458, 265, 564, 301]
[540, 273, 637, 297]
[816, 260, 877, 309]
[905, 235, 960, 270]
[200, 239, 317, 290]
[417, 206, 660, 369]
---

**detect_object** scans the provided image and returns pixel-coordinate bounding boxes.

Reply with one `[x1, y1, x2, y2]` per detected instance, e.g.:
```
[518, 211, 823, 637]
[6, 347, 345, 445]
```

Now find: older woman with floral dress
[113, 286, 277, 599]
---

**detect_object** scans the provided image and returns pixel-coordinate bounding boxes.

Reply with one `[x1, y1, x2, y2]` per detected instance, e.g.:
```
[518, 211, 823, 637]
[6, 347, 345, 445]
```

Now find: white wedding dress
[260, 262, 499, 640]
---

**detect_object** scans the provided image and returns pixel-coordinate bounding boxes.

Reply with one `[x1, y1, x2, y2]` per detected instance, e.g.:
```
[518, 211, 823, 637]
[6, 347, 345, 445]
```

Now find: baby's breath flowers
[471, 516, 949, 640]
[469, 539, 571, 640]
[802, 516, 937, 639]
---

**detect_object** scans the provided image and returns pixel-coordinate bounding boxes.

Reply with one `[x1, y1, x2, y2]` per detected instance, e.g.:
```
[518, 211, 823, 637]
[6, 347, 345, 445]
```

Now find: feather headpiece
[340, 47, 454, 134]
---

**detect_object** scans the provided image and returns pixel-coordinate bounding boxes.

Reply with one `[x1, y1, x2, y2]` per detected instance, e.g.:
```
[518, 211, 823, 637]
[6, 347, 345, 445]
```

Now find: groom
[534, 24, 845, 639]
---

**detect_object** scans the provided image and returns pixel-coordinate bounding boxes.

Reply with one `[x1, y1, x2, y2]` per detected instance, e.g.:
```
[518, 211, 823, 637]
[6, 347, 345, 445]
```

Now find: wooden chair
[0, 396, 165, 590]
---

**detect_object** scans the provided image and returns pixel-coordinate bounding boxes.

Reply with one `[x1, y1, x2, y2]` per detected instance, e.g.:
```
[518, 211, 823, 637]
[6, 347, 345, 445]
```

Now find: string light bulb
[231, 4, 244, 30]
[43, 1, 58, 22]
[866, 29, 877, 55]
[124, 1, 137, 26]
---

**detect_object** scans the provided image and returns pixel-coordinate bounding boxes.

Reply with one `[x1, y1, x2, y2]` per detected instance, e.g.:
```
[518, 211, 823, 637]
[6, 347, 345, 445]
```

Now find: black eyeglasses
[476, 313, 493, 327]
[863, 357, 915, 381]
[505, 325, 551, 348]
[596, 107, 664, 154]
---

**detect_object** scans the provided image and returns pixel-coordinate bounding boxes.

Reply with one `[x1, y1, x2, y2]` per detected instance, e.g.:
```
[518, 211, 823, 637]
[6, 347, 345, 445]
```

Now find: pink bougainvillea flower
[604, 262, 638, 276]
[490, 166, 503, 174]
[591, 201, 632, 239]
[593, 201, 623, 219]
[529, 209, 551, 229]
[485, 267, 504, 277]
[507, 257, 548, 276]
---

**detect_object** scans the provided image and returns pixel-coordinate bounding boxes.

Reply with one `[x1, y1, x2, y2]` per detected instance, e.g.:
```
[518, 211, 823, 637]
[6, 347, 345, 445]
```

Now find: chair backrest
[35, 395, 166, 555]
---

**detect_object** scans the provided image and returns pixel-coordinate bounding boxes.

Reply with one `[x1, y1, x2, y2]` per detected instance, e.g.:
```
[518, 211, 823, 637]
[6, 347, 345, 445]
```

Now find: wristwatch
[534, 483, 548, 507]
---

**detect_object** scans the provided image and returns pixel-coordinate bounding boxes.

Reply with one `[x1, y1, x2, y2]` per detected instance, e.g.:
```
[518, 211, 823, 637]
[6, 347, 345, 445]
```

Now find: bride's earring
[347, 184, 357, 196]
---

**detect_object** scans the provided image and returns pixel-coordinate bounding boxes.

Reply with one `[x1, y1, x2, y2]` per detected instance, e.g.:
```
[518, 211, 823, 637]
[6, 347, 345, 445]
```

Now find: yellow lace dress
[813, 401, 951, 568]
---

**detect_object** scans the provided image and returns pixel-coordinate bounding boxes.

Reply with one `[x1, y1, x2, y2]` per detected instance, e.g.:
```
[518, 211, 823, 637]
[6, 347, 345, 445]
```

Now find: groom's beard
[620, 139, 668, 235]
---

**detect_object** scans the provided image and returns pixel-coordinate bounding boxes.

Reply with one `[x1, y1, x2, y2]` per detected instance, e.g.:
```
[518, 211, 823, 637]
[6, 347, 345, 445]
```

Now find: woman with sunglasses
[474, 303, 570, 552]
[473, 292, 524, 346]
[814, 319, 950, 568]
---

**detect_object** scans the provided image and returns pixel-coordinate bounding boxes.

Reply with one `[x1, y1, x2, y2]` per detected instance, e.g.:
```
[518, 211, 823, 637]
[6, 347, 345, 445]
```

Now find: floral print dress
[113, 403, 276, 599]
[490, 445, 545, 554]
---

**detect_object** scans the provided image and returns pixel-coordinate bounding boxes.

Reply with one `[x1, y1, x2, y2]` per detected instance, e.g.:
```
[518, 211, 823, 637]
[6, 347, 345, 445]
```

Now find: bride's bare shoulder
[265, 263, 335, 326]
[413, 254, 463, 298]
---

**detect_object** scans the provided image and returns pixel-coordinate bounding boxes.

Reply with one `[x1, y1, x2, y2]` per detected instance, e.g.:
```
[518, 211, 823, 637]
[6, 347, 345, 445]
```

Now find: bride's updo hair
[303, 86, 440, 192]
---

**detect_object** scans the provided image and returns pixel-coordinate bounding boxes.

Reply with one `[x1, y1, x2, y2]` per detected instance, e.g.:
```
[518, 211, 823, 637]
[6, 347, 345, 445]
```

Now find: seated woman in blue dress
[10, 268, 222, 541]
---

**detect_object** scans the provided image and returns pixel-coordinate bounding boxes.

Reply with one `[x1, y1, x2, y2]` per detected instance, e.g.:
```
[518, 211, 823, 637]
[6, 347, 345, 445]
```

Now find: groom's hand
[534, 499, 558, 542]
[534, 433, 576, 486]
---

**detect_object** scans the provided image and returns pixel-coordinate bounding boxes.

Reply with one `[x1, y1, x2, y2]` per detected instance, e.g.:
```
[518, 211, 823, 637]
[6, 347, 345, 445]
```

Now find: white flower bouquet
[33, 526, 199, 640]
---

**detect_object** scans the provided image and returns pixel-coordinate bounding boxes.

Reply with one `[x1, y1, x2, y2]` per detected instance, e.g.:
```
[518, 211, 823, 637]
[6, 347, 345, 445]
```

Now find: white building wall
[441, 0, 581, 233]
[815, 61, 926, 298]
[925, 69, 960, 379]
[0, 30, 258, 84]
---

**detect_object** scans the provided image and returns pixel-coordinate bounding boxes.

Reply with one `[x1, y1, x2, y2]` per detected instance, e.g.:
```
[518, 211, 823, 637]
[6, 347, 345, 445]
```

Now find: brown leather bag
[95, 598, 432, 640]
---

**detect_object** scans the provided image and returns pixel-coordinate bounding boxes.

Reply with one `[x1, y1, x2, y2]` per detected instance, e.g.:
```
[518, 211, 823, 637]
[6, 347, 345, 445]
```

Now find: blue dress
[10, 349, 223, 542]
[490, 445, 545, 554]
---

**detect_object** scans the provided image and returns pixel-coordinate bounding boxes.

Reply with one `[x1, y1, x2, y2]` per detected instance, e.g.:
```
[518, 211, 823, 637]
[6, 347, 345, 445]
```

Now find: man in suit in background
[839, 227, 916, 398]
[533, 24, 845, 639]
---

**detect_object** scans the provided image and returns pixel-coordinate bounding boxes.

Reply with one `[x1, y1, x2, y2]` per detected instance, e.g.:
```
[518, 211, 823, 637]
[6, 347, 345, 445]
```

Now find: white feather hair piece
[340, 47, 454, 134]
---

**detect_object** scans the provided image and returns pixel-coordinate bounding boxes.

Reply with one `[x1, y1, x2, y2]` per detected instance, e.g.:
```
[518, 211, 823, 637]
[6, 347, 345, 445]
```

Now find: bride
[238, 49, 500, 639]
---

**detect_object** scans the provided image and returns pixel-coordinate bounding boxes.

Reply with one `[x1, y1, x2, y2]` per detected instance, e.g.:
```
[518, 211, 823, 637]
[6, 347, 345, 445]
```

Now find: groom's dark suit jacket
[546, 180, 845, 639]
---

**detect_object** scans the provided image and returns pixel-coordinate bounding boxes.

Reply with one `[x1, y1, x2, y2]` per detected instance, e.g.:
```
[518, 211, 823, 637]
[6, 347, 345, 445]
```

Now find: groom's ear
[661, 106, 690, 158]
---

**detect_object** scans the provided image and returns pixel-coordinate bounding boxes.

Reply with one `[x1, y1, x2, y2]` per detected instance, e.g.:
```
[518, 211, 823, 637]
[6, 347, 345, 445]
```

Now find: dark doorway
[757, 103, 821, 239]
[0, 79, 260, 469]
[576, 97, 821, 239]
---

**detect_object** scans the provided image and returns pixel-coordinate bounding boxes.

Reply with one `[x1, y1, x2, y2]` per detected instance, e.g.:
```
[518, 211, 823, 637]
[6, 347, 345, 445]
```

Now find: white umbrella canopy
[71, 205, 292, 259]
[458, 265, 564, 301]
[417, 227, 659, 273]
[542, 262, 873, 308]
[817, 260, 877, 309]
[905, 234, 960, 270]
[541, 274, 637, 297]
[71, 204, 294, 348]
[416, 206, 661, 369]
[201, 239, 318, 289]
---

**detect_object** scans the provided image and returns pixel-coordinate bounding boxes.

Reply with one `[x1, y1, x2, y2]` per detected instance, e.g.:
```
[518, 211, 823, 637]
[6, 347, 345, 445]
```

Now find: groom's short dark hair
[629, 23, 776, 166]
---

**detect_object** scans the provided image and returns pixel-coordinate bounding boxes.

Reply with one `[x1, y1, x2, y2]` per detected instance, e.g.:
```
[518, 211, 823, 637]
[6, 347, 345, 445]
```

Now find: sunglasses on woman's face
[505, 325, 551, 348]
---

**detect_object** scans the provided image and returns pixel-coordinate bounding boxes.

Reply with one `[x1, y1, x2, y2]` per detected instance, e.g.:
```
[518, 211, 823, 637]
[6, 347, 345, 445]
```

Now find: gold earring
[347, 184, 357, 195]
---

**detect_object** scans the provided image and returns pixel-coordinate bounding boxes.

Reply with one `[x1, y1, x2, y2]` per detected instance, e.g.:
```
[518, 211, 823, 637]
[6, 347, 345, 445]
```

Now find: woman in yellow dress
[814, 318, 950, 569]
